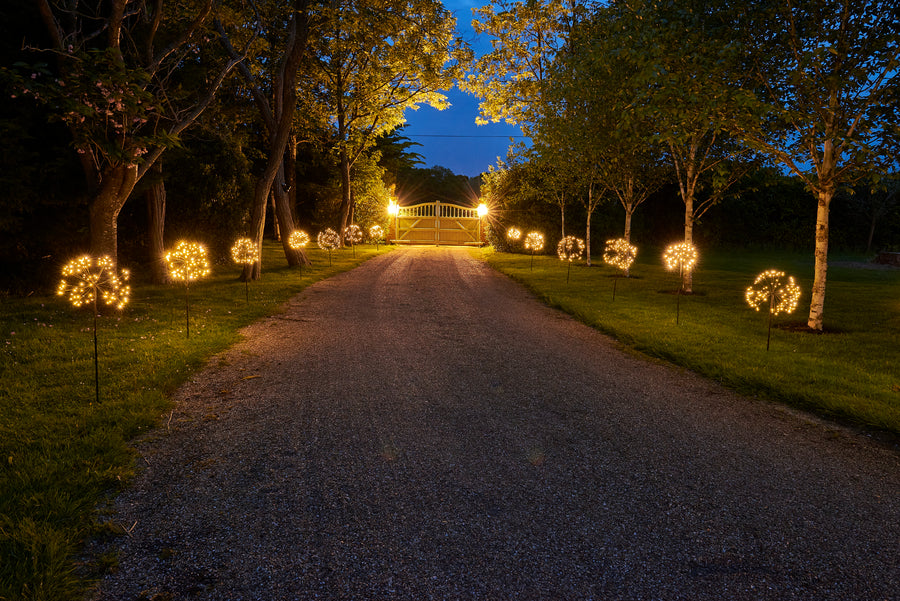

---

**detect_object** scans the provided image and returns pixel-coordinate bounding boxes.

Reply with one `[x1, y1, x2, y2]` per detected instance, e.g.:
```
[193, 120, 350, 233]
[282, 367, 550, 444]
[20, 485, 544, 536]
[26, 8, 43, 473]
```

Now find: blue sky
[400, 0, 526, 178]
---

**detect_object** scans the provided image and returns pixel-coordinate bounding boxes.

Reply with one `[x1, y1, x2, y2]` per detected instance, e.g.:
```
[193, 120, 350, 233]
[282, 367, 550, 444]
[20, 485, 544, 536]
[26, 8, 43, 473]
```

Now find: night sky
[400, 0, 527, 178]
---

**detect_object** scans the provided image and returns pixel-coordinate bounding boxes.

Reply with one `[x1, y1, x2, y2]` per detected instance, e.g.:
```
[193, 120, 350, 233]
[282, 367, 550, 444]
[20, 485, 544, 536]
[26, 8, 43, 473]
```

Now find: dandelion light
[288, 230, 310, 250]
[344, 224, 363, 257]
[603, 238, 638, 300]
[57, 254, 131, 404]
[317, 228, 340, 265]
[663, 242, 698, 324]
[524, 232, 544, 270]
[369, 225, 384, 250]
[507, 227, 522, 246]
[165, 241, 210, 338]
[231, 238, 258, 303]
[557, 235, 585, 283]
[746, 269, 802, 350]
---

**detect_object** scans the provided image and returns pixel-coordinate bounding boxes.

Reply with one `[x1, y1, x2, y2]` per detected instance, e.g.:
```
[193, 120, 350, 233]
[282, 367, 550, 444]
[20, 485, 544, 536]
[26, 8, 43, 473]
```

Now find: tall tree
[11, 1, 246, 265]
[463, 0, 580, 133]
[611, 0, 756, 291]
[218, 0, 313, 280]
[311, 0, 466, 240]
[730, 0, 900, 330]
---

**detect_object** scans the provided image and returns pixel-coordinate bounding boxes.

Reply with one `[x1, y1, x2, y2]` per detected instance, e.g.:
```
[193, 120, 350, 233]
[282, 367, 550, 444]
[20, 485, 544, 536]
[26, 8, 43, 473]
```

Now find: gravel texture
[90, 247, 900, 600]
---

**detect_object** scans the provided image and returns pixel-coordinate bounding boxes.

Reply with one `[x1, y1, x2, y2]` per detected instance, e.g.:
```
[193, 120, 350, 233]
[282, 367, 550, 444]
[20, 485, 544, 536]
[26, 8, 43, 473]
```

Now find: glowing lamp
[557, 235, 585, 284]
[477, 203, 488, 218]
[231, 237, 258, 266]
[603, 238, 638, 300]
[746, 269, 802, 350]
[507, 227, 522, 242]
[317, 228, 341, 265]
[387, 200, 399, 216]
[57, 254, 131, 403]
[164, 241, 210, 338]
[288, 230, 310, 249]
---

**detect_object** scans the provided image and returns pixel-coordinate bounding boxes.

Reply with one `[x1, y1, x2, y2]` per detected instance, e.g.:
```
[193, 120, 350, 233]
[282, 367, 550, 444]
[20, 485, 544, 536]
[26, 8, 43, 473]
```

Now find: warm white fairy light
[663, 242, 698, 273]
[343, 224, 363, 246]
[288, 230, 310, 250]
[165, 241, 210, 282]
[524, 232, 544, 252]
[557, 235, 585, 262]
[369, 225, 384, 242]
[507, 227, 522, 242]
[230, 237, 258, 266]
[603, 238, 638, 271]
[57, 255, 131, 310]
[317, 228, 340, 251]
[746, 269, 802, 315]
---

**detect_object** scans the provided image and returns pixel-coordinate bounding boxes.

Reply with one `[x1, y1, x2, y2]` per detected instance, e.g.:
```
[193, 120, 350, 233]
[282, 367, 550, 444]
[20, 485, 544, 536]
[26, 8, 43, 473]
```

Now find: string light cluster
[663, 242, 698, 273]
[343, 224, 363, 246]
[557, 235, 585, 262]
[524, 232, 544, 252]
[317, 228, 340, 251]
[288, 230, 310, 249]
[746, 269, 802, 315]
[369, 225, 384, 242]
[165, 241, 210, 282]
[603, 238, 638, 271]
[57, 255, 131, 310]
[231, 237, 258, 265]
[507, 227, 522, 242]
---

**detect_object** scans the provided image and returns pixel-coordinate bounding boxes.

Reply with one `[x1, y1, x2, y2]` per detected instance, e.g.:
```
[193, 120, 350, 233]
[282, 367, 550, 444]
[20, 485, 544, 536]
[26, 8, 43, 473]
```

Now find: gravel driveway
[91, 247, 900, 600]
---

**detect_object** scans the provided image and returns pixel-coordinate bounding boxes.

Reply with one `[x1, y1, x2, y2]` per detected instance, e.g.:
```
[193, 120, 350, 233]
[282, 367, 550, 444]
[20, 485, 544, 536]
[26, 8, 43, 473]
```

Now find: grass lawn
[485, 247, 900, 438]
[0, 241, 387, 601]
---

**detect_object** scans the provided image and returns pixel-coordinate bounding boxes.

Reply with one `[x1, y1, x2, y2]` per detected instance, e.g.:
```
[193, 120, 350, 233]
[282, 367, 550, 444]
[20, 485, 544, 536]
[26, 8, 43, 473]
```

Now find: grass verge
[484, 247, 900, 437]
[0, 242, 387, 601]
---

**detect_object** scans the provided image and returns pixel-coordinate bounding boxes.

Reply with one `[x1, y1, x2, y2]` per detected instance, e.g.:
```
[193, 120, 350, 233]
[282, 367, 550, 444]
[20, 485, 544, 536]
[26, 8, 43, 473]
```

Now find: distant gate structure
[390, 201, 485, 246]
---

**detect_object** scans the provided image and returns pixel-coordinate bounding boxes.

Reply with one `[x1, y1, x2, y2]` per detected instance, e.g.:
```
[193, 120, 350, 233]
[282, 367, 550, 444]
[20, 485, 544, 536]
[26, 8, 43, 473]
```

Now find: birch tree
[730, 0, 900, 330]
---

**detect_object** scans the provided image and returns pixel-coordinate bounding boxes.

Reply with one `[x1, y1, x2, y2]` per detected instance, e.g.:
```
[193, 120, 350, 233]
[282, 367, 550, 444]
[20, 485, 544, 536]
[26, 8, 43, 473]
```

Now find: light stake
[165, 241, 210, 338]
[663, 242, 698, 324]
[231, 237, 258, 303]
[603, 238, 638, 301]
[288, 230, 310, 277]
[524, 232, 544, 270]
[57, 255, 131, 404]
[557, 235, 585, 284]
[317, 228, 340, 265]
[746, 269, 802, 350]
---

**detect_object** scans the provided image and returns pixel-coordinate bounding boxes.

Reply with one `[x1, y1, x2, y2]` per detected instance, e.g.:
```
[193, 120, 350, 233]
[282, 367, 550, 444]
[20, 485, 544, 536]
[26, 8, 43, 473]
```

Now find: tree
[310, 0, 466, 241]
[217, 0, 314, 280]
[11, 1, 246, 265]
[463, 0, 580, 133]
[730, 0, 900, 330]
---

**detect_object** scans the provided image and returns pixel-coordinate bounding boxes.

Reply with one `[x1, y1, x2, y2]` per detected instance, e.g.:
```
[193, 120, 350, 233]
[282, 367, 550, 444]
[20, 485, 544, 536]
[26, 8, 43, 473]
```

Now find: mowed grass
[0, 241, 387, 601]
[485, 247, 900, 436]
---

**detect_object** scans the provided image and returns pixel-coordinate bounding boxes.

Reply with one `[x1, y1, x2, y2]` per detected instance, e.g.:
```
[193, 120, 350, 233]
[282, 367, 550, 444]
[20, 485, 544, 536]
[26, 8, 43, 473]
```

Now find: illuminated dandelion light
[507, 227, 522, 245]
[317, 228, 340, 265]
[746, 269, 802, 351]
[165, 241, 210, 338]
[344, 224, 363, 257]
[557, 235, 585, 283]
[57, 255, 131, 404]
[603, 238, 638, 300]
[231, 238, 258, 303]
[369, 225, 385, 250]
[288, 230, 310, 250]
[524, 232, 544, 270]
[663, 242, 698, 324]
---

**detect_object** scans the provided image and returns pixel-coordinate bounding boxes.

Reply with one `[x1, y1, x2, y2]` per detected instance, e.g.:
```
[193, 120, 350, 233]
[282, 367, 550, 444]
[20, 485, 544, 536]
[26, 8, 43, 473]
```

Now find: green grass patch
[485, 247, 900, 436]
[0, 242, 387, 600]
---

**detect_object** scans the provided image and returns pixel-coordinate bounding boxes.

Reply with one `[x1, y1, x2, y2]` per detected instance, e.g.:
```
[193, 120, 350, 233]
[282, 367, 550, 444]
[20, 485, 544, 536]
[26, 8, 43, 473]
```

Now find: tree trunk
[89, 163, 139, 265]
[242, 1, 310, 281]
[683, 192, 694, 293]
[145, 162, 169, 284]
[274, 165, 307, 266]
[624, 206, 634, 277]
[807, 189, 832, 331]
[338, 146, 352, 245]
[287, 131, 298, 217]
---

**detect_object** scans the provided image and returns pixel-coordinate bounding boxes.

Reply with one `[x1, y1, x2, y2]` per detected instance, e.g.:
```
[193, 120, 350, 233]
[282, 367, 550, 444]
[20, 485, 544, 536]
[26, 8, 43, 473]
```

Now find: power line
[405, 134, 528, 138]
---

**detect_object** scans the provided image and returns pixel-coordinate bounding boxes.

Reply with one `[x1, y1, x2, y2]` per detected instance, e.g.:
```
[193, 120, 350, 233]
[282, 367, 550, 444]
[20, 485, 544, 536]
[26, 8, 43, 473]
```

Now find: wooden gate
[391, 201, 484, 246]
